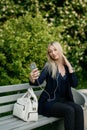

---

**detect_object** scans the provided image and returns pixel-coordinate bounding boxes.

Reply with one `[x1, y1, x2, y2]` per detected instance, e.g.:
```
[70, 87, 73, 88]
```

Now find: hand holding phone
[30, 62, 39, 82]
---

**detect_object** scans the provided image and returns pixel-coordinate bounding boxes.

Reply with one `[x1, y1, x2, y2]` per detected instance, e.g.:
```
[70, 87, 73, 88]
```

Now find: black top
[29, 65, 78, 117]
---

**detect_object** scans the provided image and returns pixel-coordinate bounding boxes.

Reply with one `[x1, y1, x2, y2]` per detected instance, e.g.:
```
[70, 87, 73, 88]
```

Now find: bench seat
[0, 115, 58, 130]
[0, 83, 87, 130]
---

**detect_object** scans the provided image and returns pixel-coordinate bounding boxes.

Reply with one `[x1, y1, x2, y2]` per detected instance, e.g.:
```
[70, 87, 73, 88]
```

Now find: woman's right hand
[29, 68, 40, 83]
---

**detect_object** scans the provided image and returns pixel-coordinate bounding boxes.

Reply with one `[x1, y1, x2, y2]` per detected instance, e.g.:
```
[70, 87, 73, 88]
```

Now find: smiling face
[47, 42, 64, 78]
[48, 45, 60, 61]
[47, 42, 64, 64]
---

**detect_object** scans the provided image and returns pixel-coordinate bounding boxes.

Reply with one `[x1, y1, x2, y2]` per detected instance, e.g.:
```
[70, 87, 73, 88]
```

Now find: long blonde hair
[46, 41, 64, 78]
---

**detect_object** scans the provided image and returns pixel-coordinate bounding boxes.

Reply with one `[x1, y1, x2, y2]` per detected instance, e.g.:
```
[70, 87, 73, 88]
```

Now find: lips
[52, 55, 58, 60]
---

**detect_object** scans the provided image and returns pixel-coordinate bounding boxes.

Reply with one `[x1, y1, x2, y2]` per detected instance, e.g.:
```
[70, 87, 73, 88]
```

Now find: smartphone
[30, 62, 37, 71]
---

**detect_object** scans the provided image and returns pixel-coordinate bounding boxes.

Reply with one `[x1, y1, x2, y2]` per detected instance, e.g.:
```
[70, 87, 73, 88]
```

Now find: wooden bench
[0, 83, 87, 130]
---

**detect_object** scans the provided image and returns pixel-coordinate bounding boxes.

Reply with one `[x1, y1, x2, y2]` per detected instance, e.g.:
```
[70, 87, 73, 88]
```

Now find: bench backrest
[0, 83, 43, 117]
[0, 83, 86, 117]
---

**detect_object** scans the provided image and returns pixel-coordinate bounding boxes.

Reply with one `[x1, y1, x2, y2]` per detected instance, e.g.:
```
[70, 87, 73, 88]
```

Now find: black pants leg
[51, 101, 84, 130]
[66, 102, 84, 130]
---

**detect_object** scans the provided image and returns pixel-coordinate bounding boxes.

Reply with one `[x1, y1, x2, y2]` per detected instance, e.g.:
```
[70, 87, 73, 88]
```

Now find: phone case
[30, 62, 37, 70]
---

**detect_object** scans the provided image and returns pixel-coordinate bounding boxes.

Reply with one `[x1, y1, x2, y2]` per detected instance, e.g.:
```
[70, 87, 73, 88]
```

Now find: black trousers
[51, 101, 84, 130]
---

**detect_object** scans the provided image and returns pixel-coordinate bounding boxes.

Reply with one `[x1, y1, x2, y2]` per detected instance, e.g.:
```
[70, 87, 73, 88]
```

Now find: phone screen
[30, 62, 37, 71]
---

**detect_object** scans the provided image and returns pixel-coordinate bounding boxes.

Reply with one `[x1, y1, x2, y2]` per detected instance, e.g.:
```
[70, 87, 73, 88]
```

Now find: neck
[55, 60, 63, 67]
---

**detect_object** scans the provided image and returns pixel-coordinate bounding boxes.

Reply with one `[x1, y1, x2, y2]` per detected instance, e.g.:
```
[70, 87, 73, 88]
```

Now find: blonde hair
[46, 41, 64, 78]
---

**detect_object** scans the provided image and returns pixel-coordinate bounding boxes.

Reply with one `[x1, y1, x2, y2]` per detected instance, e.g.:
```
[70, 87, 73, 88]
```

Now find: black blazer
[29, 65, 78, 117]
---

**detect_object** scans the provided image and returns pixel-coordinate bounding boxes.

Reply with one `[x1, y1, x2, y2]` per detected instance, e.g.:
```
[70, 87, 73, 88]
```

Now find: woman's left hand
[62, 55, 74, 73]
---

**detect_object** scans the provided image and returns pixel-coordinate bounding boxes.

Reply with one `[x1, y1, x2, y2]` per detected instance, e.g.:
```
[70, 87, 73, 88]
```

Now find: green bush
[0, 0, 87, 88]
[55, 1, 87, 75]
[56, 1, 87, 88]
[0, 13, 63, 85]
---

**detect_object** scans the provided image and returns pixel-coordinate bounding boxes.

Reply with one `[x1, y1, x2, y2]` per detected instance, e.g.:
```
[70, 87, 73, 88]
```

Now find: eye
[54, 48, 57, 51]
[48, 50, 52, 54]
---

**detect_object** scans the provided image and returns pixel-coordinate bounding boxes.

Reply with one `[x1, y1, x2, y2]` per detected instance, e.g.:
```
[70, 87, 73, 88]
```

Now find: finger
[31, 69, 39, 75]
[33, 73, 40, 78]
[33, 69, 40, 75]
[34, 71, 40, 75]
[31, 71, 40, 79]
[32, 68, 38, 72]
[33, 76, 39, 80]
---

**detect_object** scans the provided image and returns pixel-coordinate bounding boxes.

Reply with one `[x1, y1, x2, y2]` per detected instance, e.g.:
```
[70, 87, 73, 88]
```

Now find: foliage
[0, 0, 25, 24]
[0, 0, 87, 88]
[0, 0, 65, 24]
[36, 0, 87, 73]
[56, 1, 87, 72]
[0, 13, 63, 85]
[56, 0, 87, 86]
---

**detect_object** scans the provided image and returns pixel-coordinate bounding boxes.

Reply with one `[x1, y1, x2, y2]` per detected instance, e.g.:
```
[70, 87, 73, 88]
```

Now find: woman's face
[48, 45, 60, 61]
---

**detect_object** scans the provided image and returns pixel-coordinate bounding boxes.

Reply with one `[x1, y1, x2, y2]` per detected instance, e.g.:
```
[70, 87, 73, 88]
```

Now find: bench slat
[0, 90, 42, 104]
[0, 116, 18, 125]
[13, 117, 58, 130]
[0, 83, 45, 93]
[0, 115, 41, 130]
[0, 83, 29, 93]
[0, 104, 14, 113]
[0, 115, 13, 122]
[0, 115, 58, 130]
[0, 93, 24, 104]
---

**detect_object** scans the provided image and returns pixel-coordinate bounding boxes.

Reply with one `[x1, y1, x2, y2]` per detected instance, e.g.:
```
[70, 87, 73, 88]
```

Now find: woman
[29, 41, 84, 130]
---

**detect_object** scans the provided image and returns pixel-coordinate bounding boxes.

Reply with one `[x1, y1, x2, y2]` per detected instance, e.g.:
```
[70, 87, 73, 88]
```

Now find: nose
[52, 50, 55, 55]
